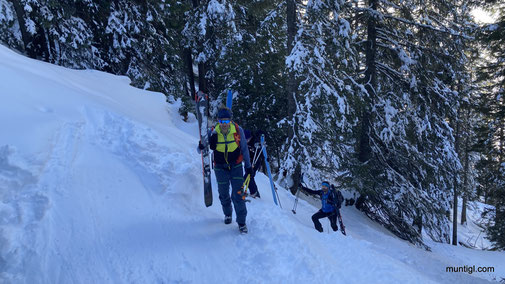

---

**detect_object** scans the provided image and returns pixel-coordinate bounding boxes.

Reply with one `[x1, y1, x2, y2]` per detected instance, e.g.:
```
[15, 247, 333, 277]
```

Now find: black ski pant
[311, 209, 338, 232]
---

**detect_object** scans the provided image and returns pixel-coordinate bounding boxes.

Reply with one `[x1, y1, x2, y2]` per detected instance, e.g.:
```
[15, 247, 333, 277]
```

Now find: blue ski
[226, 90, 233, 110]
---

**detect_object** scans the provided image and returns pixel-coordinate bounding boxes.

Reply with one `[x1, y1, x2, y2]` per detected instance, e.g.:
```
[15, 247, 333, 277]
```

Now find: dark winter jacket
[301, 185, 342, 213]
[247, 135, 264, 171]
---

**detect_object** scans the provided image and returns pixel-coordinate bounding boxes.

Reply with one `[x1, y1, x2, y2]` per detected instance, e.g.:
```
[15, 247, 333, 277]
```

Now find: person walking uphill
[300, 181, 342, 233]
[243, 130, 264, 198]
[199, 107, 253, 234]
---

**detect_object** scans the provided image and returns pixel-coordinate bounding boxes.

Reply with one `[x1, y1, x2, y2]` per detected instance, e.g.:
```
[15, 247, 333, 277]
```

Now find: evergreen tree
[1, 0, 187, 98]
[183, 0, 288, 163]
[280, 0, 358, 189]
[474, 0, 505, 250]
[214, 0, 287, 162]
[347, 0, 474, 246]
[0, 0, 23, 50]
[100, 0, 186, 96]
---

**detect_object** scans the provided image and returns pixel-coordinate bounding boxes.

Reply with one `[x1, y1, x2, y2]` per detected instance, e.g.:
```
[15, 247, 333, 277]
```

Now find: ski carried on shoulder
[195, 91, 212, 207]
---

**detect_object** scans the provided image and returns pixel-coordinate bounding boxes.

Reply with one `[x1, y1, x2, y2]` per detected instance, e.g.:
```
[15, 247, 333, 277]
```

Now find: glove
[245, 167, 255, 178]
[209, 133, 218, 149]
[198, 141, 205, 150]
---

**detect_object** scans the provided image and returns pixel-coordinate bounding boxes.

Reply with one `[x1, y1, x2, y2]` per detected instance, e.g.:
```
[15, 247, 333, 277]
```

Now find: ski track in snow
[35, 106, 200, 283]
[0, 45, 503, 283]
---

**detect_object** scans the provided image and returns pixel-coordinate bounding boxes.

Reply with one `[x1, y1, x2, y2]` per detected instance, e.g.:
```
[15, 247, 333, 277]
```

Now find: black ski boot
[224, 215, 232, 224]
[238, 224, 248, 234]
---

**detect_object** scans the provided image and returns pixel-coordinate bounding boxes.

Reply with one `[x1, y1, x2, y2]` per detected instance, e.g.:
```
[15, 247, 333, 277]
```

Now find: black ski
[338, 212, 346, 235]
[195, 91, 212, 207]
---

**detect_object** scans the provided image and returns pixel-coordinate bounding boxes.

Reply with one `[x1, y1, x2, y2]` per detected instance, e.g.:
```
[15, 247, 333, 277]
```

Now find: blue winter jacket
[301, 185, 337, 213]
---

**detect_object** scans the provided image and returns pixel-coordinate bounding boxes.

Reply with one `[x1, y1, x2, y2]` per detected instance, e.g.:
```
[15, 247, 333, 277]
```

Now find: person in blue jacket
[300, 181, 341, 232]
[199, 107, 253, 234]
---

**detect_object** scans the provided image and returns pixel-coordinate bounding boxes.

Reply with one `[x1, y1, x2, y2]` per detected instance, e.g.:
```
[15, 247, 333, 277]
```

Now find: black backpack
[330, 185, 344, 209]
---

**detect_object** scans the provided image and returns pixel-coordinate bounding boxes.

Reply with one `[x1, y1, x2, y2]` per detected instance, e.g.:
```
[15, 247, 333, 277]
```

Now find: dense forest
[1, 0, 503, 250]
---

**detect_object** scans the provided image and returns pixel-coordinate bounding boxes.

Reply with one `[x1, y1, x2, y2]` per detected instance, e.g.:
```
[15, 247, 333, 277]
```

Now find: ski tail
[338, 211, 346, 235]
[226, 90, 233, 110]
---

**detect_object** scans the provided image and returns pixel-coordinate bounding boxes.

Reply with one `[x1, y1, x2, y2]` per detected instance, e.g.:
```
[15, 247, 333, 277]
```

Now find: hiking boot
[224, 215, 232, 224]
[238, 224, 248, 234]
[250, 192, 260, 198]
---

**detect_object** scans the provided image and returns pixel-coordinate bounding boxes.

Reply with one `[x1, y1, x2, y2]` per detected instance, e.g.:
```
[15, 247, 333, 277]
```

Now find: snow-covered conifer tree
[280, 0, 358, 189]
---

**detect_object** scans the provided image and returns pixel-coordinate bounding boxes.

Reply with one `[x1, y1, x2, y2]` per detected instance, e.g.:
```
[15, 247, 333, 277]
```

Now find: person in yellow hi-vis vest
[199, 107, 253, 234]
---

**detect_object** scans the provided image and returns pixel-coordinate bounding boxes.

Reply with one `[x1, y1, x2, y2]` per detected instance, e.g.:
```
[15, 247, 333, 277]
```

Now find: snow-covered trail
[1, 45, 503, 283]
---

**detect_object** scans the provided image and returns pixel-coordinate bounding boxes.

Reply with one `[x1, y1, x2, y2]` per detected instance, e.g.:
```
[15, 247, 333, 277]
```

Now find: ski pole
[252, 145, 265, 167]
[242, 174, 251, 193]
[257, 145, 282, 208]
[238, 174, 251, 200]
[274, 186, 282, 208]
[252, 147, 260, 165]
[292, 174, 308, 214]
[292, 187, 300, 214]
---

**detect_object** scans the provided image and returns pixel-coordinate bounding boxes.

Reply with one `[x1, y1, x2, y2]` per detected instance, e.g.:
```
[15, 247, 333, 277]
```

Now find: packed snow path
[1, 45, 503, 283]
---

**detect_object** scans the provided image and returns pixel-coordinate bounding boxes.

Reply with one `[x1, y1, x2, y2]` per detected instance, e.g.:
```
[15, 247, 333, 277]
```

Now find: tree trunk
[461, 195, 467, 225]
[9, 0, 32, 57]
[286, 0, 300, 194]
[452, 106, 461, 246]
[353, 1, 361, 76]
[500, 114, 504, 165]
[461, 108, 470, 225]
[452, 164, 458, 246]
[183, 47, 196, 97]
[359, 0, 377, 163]
[364, 0, 377, 91]
[286, 0, 297, 125]
[198, 62, 207, 93]
[413, 207, 422, 234]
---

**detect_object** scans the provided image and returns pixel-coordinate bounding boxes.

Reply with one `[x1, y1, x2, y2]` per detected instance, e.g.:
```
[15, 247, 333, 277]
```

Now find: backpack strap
[233, 122, 241, 145]
[233, 122, 243, 164]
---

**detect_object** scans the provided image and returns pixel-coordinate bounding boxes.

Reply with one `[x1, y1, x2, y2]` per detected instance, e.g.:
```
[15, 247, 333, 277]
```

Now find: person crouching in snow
[299, 181, 342, 233]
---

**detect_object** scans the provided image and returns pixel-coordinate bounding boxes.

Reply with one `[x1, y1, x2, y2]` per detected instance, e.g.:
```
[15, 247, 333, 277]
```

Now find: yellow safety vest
[215, 122, 242, 164]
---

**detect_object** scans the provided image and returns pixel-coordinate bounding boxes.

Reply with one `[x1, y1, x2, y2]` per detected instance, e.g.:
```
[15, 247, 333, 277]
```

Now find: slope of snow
[0, 44, 503, 283]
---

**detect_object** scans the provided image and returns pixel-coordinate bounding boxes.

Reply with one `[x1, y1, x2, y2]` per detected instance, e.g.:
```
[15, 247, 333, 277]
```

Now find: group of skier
[197, 102, 345, 235]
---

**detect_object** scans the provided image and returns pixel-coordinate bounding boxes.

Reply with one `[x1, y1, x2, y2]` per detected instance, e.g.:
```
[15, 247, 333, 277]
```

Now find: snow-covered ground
[0, 44, 504, 283]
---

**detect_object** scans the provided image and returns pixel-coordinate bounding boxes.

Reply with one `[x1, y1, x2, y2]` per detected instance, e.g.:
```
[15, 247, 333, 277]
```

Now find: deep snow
[0, 44, 504, 283]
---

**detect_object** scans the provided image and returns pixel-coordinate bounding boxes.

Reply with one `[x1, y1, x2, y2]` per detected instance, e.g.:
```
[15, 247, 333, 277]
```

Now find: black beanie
[217, 108, 232, 119]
